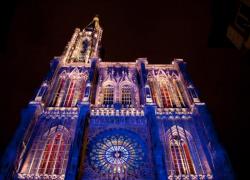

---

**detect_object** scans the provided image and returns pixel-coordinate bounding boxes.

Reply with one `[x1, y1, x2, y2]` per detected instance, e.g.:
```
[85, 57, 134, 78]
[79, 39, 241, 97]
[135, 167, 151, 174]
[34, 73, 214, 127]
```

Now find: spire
[62, 16, 103, 64]
[93, 15, 100, 30]
[84, 15, 101, 32]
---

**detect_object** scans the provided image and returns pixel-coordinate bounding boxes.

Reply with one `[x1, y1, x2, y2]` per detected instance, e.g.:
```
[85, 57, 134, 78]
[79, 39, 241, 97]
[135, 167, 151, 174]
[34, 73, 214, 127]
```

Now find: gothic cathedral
[0, 16, 233, 180]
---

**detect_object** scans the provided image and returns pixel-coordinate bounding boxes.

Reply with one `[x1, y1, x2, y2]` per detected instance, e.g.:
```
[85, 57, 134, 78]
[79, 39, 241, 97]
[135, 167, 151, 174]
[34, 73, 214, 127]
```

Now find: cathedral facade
[0, 17, 233, 180]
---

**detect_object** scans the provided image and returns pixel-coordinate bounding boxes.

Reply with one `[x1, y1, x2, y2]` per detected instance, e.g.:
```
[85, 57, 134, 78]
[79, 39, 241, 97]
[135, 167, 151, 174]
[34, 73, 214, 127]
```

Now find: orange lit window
[174, 80, 186, 108]
[170, 136, 195, 175]
[183, 143, 195, 174]
[149, 80, 159, 106]
[160, 81, 172, 108]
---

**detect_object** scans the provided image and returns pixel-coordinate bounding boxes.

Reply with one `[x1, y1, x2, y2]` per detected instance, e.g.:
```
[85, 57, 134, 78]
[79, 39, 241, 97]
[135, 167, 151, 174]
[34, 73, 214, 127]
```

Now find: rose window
[88, 129, 146, 176]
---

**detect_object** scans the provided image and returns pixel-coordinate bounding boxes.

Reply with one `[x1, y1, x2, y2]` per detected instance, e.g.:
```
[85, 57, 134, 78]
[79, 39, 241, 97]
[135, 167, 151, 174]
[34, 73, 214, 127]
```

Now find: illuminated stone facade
[0, 17, 233, 180]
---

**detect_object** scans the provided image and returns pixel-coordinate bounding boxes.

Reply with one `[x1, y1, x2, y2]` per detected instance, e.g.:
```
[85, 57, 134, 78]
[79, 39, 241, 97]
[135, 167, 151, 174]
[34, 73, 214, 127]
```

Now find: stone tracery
[87, 129, 146, 179]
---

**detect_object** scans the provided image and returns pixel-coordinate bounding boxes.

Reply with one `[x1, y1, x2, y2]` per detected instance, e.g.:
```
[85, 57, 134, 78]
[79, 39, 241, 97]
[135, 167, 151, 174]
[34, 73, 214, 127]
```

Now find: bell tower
[62, 15, 102, 64]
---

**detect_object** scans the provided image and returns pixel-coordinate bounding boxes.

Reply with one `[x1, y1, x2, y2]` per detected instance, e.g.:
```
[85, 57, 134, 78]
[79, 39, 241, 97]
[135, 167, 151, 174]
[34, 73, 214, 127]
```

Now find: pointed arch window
[173, 79, 186, 108]
[62, 78, 77, 107]
[49, 72, 87, 107]
[121, 85, 132, 106]
[103, 85, 114, 105]
[50, 76, 66, 107]
[20, 126, 71, 177]
[148, 76, 188, 108]
[38, 132, 69, 175]
[168, 127, 196, 176]
[159, 80, 172, 108]
[170, 136, 195, 175]
[148, 80, 158, 105]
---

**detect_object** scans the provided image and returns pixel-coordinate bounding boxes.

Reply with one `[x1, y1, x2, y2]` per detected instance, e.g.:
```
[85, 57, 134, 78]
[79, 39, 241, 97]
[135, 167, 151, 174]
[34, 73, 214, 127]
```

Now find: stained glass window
[49, 73, 87, 107]
[173, 80, 186, 108]
[121, 85, 132, 106]
[103, 85, 114, 105]
[171, 143, 185, 175]
[63, 79, 77, 107]
[183, 143, 195, 174]
[169, 129, 196, 176]
[50, 77, 65, 107]
[38, 133, 68, 175]
[20, 128, 70, 177]
[88, 129, 146, 178]
[159, 81, 172, 108]
[149, 76, 187, 108]
[148, 80, 159, 106]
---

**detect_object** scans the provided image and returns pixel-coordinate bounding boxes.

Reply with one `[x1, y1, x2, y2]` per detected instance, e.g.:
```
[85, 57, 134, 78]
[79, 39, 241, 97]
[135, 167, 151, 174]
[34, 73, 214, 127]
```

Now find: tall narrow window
[121, 85, 132, 106]
[183, 143, 195, 174]
[50, 77, 65, 107]
[49, 72, 88, 108]
[170, 141, 185, 175]
[103, 85, 114, 105]
[149, 80, 159, 106]
[159, 81, 172, 108]
[63, 79, 77, 107]
[74, 78, 87, 104]
[168, 128, 196, 176]
[20, 128, 70, 177]
[38, 133, 69, 175]
[173, 80, 186, 108]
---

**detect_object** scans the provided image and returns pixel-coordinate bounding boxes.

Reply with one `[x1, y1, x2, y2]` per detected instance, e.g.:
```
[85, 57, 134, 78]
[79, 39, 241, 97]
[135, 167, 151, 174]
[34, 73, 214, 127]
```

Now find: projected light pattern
[88, 129, 146, 175]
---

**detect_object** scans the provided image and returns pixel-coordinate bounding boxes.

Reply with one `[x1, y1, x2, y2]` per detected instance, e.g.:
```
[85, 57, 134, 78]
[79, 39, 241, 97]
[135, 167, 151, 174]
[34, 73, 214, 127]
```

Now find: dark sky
[0, 0, 248, 179]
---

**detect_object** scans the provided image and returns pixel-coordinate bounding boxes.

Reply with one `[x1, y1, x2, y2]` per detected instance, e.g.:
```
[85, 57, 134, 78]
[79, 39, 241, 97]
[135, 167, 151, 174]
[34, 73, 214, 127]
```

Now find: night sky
[0, 0, 249, 179]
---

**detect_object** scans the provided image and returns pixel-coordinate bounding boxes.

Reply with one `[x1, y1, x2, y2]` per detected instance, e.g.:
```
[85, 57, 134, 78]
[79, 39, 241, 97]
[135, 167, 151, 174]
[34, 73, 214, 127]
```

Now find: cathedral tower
[0, 16, 233, 180]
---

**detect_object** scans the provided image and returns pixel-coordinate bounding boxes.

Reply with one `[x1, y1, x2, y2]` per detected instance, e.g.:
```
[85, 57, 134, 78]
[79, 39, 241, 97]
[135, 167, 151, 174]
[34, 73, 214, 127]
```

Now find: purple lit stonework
[0, 16, 233, 180]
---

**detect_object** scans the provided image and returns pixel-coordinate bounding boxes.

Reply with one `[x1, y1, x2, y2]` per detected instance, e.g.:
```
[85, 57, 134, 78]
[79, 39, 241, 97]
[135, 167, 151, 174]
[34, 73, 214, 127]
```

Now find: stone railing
[90, 108, 144, 117]
[168, 174, 213, 180]
[41, 107, 79, 120]
[17, 173, 65, 180]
